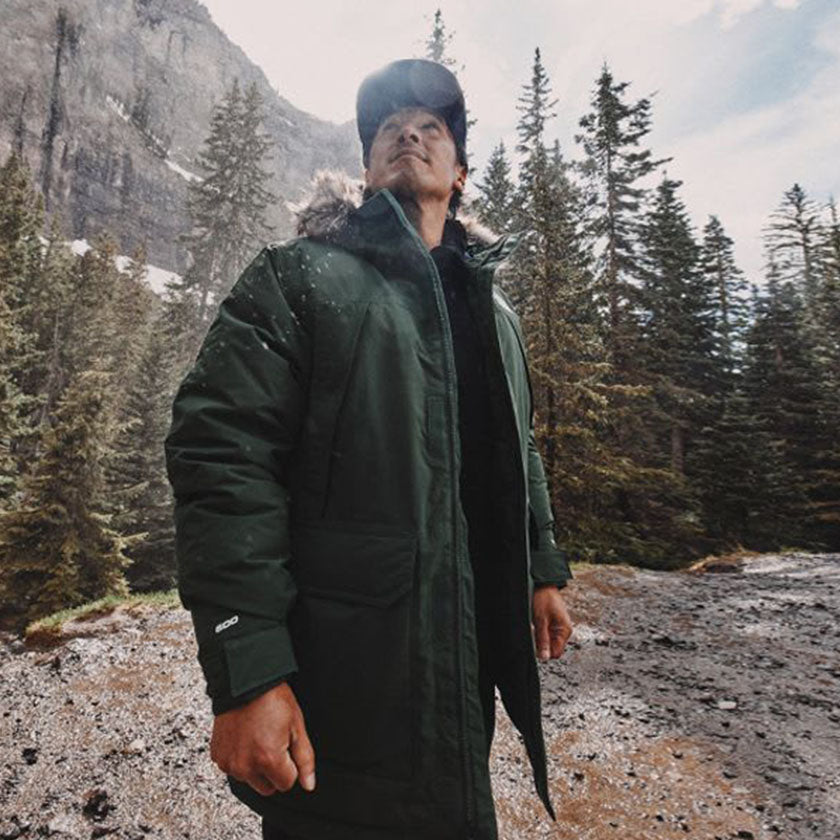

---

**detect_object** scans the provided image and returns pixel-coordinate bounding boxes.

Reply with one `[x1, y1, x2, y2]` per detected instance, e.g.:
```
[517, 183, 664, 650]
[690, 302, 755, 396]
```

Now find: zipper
[385, 195, 477, 836]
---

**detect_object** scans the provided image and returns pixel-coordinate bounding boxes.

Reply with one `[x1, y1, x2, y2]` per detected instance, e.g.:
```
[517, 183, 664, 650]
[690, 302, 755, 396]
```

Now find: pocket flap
[291, 522, 417, 607]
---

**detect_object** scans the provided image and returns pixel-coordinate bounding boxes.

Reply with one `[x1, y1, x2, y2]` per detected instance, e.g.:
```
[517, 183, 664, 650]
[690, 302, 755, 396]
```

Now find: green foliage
[24, 588, 179, 640]
[575, 63, 670, 363]
[764, 184, 823, 308]
[742, 269, 840, 548]
[0, 372, 137, 631]
[475, 142, 515, 235]
[422, 9, 475, 133]
[0, 154, 48, 505]
[636, 178, 720, 472]
[701, 215, 751, 373]
[111, 302, 180, 592]
[1, 47, 839, 624]
[424, 9, 457, 68]
[176, 79, 277, 348]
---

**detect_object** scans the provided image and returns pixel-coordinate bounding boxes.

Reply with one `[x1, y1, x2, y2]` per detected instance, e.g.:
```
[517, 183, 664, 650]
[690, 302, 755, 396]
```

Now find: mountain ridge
[0, 0, 361, 273]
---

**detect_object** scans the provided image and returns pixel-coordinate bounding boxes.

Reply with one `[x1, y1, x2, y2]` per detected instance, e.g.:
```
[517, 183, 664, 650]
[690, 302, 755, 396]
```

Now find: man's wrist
[534, 580, 568, 591]
[212, 675, 290, 716]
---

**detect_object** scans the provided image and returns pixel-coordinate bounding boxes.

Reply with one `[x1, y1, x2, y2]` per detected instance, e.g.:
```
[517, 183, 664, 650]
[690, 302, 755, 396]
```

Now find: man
[165, 59, 573, 840]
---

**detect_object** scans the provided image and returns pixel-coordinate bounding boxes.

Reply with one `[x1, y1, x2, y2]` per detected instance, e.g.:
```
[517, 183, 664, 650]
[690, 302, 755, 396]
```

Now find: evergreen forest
[1, 21, 838, 631]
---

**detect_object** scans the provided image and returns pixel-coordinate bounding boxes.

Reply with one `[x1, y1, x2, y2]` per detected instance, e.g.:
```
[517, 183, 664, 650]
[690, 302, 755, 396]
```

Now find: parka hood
[291, 169, 502, 252]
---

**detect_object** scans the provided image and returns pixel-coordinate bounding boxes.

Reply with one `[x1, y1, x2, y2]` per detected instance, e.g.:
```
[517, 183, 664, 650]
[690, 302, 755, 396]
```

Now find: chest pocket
[300, 300, 371, 513]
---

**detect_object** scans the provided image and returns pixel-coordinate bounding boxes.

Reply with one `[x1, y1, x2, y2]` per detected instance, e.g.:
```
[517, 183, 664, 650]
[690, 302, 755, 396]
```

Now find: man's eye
[423, 122, 441, 131]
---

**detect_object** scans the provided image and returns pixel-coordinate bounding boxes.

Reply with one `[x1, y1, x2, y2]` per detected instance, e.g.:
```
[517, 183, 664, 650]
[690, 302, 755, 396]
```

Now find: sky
[199, 0, 839, 284]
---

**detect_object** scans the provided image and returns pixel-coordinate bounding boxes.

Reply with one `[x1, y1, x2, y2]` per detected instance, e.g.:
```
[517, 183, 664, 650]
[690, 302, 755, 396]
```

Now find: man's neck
[393, 193, 449, 250]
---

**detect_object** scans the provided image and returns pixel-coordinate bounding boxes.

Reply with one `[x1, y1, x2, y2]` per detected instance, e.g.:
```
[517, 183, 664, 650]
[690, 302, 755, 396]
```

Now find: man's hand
[532, 585, 573, 661]
[210, 682, 316, 797]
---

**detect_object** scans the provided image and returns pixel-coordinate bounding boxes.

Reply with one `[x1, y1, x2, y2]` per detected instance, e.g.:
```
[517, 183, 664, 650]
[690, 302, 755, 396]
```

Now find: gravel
[1, 552, 838, 839]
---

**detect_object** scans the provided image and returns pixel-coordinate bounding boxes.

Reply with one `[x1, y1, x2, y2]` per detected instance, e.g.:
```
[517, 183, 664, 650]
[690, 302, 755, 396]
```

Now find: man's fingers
[534, 615, 550, 661]
[262, 748, 300, 793]
[289, 719, 317, 792]
[246, 771, 278, 797]
[549, 620, 571, 658]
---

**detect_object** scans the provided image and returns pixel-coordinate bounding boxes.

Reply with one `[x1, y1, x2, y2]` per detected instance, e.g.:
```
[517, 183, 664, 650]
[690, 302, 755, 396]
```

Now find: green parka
[164, 173, 572, 840]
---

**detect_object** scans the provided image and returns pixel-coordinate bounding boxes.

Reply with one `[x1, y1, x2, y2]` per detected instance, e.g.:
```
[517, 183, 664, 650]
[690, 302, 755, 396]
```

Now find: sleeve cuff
[197, 624, 299, 713]
[530, 546, 573, 588]
[212, 675, 291, 716]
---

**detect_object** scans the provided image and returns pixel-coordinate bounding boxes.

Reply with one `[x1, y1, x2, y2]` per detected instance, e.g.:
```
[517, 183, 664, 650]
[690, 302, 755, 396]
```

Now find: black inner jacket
[431, 226, 504, 707]
[431, 227, 495, 570]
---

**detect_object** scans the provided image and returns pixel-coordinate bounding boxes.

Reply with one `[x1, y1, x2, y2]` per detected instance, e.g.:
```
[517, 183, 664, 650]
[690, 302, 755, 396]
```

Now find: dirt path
[491, 553, 840, 839]
[1, 553, 838, 839]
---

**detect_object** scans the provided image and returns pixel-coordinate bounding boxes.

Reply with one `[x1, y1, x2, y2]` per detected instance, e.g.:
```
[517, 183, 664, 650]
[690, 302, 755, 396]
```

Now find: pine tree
[760, 189, 840, 547]
[742, 269, 834, 548]
[177, 79, 277, 349]
[100, 246, 160, 525]
[112, 303, 180, 592]
[691, 388, 764, 545]
[19, 213, 76, 430]
[422, 8, 476, 132]
[691, 215, 757, 546]
[0, 292, 30, 506]
[637, 177, 720, 476]
[764, 184, 823, 308]
[516, 48, 557, 167]
[111, 244, 157, 386]
[700, 215, 750, 376]
[822, 198, 840, 295]
[0, 153, 45, 314]
[424, 9, 457, 68]
[809, 200, 840, 546]
[0, 153, 47, 499]
[475, 142, 515, 234]
[61, 235, 123, 380]
[811, 199, 840, 382]
[500, 51, 649, 564]
[575, 64, 670, 367]
[0, 371, 135, 630]
[512, 50, 584, 483]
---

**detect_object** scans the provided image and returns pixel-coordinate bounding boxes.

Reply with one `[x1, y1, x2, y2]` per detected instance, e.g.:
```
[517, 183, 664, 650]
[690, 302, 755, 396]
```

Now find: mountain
[0, 0, 361, 273]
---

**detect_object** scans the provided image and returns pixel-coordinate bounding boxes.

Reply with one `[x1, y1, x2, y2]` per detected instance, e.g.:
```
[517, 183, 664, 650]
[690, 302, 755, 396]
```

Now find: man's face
[364, 106, 467, 207]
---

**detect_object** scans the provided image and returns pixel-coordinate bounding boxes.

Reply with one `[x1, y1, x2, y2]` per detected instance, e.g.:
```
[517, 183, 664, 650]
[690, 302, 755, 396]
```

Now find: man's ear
[453, 163, 468, 193]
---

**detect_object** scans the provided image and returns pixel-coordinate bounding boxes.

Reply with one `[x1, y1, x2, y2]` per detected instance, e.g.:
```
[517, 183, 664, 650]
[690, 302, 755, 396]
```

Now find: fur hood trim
[291, 170, 499, 248]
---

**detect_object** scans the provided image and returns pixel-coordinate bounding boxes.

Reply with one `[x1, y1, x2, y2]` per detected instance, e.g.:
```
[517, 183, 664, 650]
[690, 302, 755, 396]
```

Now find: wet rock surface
[1, 553, 838, 839]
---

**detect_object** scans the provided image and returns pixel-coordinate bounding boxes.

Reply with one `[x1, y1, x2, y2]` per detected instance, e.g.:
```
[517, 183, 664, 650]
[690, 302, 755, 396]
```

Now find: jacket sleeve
[164, 246, 310, 715]
[527, 423, 573, 589]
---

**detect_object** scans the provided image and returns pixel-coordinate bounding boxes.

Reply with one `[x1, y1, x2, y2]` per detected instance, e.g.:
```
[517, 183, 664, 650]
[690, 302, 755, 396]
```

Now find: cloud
[198, 0, 827, 284]
[718, 0, 765, 29]
[665, 6, 840, 280]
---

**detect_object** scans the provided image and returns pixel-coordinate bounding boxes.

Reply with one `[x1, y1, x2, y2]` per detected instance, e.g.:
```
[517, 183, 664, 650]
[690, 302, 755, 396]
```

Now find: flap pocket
[291, 522, 417, 608]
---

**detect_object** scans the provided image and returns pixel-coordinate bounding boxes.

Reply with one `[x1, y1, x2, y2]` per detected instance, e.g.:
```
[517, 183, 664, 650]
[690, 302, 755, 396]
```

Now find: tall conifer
[700, 215, 750, 376]
[0, 372, 134, 630]
[177, 80, 276, 348]
[764, 184, 823, 308]
[475, 142, 516, 235]
[575, 64, 669, 367]
[0, 154, 47, 502]
[422, 9, 475, 131]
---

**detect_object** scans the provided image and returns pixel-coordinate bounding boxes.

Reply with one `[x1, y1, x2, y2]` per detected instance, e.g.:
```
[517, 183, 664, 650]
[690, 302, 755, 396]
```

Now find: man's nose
[396, 122, 421, 144]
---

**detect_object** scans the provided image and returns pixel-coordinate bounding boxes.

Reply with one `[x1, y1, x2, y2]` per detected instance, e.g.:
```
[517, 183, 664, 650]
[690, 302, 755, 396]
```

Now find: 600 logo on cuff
[214, 615, 239, 634]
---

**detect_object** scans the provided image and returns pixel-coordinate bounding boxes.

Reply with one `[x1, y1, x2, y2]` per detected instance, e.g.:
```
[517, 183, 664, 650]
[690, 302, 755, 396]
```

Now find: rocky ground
[1, 552, 838, 840]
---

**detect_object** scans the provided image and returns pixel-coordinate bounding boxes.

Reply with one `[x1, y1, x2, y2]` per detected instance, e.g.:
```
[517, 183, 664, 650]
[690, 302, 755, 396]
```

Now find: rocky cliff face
[0, 0, 361, 273]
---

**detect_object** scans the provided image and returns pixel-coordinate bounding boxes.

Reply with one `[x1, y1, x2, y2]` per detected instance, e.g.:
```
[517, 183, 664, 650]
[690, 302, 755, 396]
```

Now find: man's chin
[376, 174, 422, 202]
